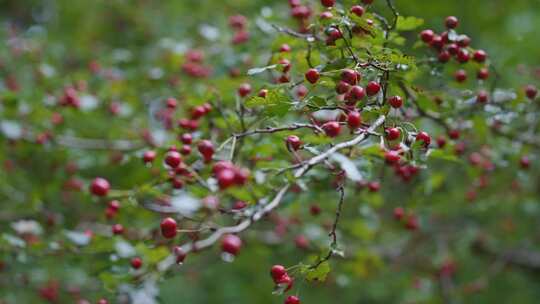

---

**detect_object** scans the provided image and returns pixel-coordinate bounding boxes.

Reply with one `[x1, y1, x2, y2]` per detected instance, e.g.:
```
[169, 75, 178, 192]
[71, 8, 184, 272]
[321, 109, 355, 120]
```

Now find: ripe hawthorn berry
[368, 181, 380, 192]
[258, 89, 268, 98]
[322, 121, 341, 137]
[321, 0, 335, 7]
[438, 51, 451, 63]
[347, 111, 362, 129]
[112, 224, 124, 235]
[454, 69, 467, 83]
[165, 151, 182, 168]
[131, 257, 142, 269]
[320, 11, 333, 19]
[279, 44, 291, 52]
[180, 133, 193, 145]
[525, 85, 538, 100]
[393, 207, 404, 220]
[388, 95, 403, 108]
[436, 136, 447, 148]
[345, 85, 365, 103]
[221, 234, 242, 255]
[366, 81, 381, 96]
[476, 90, 489, 103]
[445, 16, 459, 29]
[448, 129, 460, 140]
[477, 68, 489, 80]
[90, 177, 110, 196]
[336, 81, 351, 94]
[341, 69, 359, 85]
[416, 131, 431, 147]
[173, 246, 187, 264]
[286, 135, 302, 150]
[237, 83, 252, 97]
[160, 217, 178, 239]
[143, 150, 156, 163]
[198, 140, 214, 162]
[270, 265, 287, 282]
[420, 29, 434, 43]
[520, 156, 530, 169]
[473, 50, 487, 63]
[285, 296, 301, 304]
[385, 150, 401, 164]
[386, 127, 400, 141]
[456, 49, 470, 63]
[350, 5, 365, 17]
[217, 168, 236, 189]
[305, 68, 320, 84]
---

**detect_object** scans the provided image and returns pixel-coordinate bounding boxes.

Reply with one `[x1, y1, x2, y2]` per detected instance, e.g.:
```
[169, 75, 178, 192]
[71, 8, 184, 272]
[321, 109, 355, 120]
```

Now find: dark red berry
[165, 151, 182, 168]
[393, 207, 404, 220]
[335, 81, 351, 94]
[438, 51, 451, 63]
[322, 121, 341, 137]
[350, 5, 365, 17]
[477, 68, 489, 80]
[197, 140, 214, 162]
[305, 69, 320, 84]
[180, 133, 193, 144]
[131, 257, 142, 269]
[456, 48, 470, 63]
[445, 16, 459, 29]
[385, 150, 400, 164]
[166, 97, 177, 109]
[237, 83, 252, 97]
[143, 150, 157, 163]
[366, 81, 381, 96]
[341, 69, 359, 85]
[420, 29, 434, 43]
[174, 246, 187, 264]
[525, 85, 538, 100]
[160, 217, 178, 239]
[270, 265, 287, 282]
[258, 89, 268, 98]
[520, 156, 530, 169]
[286, 135, 302, 150]
[285, 296, 301, 304]
[388, 96, 403, 108]
[386, 127, 400, 140]
[347, 111, 362, 129]
[90, 177, 110, 196]
[217, 168, 236, 189]
[221, 234, 242, 255]
[476, 90, 489, 103]
[416, 131, 431, 147]
[112, 224, 124, 235]
[321, 0, 335, 7]
[455, 70, 467, 83]
[473, 50, 487, 63]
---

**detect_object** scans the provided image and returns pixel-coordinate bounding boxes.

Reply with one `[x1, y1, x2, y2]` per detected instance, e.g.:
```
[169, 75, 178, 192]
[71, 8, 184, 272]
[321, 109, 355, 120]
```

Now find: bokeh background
[1, 0, 539, 303]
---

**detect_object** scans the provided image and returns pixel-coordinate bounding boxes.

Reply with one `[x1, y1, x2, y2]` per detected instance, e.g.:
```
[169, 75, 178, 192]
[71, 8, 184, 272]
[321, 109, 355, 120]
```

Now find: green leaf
[396, 16, 424, 31]
[302, 261, 331, 282]
[245, 89, 292, 117]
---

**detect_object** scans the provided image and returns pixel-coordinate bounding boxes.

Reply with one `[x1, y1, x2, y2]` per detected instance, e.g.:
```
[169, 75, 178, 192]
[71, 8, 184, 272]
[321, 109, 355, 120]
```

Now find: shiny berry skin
[388, 95, 403, 108]
[286, 135, 302, 150]
[180, 145, 191, 155]
[473, 50, 487, 62]
[237, 83, 252, 97]
[393, 207, 404, 220]
[447, 43, 459, 55]
[448, 129, 460, 140]
[347, 111, 362, 129]
[258, 89, 268, 98]
[197, 140, 214, 162]
[457, 35, 471, 47]
[525, 85, 538, 100]
[366, 81, 381, 96]
[320, 11, 333, 19]
[416, 131, 431, 147]
[108, 200, 120, 211]
[180, 133, 193, 145]
[90, 177, 110, 196]
[454, 70, 467, 83]
[143, 150, 157, 163]
[285, 296, 301, 304]
[165, 151, 182, 168]
[191, 106, 206, 120]
[430, 35, 444, 50]
[270, 265, 287, 282]
[477, 68, 489, 80]
[341, 69, 359, 85]
[385, 150, 401, 164]
[305, 68, 320, 84]
[386, 127, 400, 140]
[217, 168, 236, 189]
[350, 5, 365, 17]
[112, 224, 124, 235]
[160, 217, 178, 239]
[438, 51, 451, 63]
[130, 257, 142, 269]
[321, 0, 335, 7]
[173, 246, 187, 264]
[346, 85, 365, 103]
[520, 156, 530, 169]
[456, 49, 470, 63]
[322, 121, 341, 137]
[476, 90, 489, 103]
[335, 81, 351, 94]
[221, 234, 242, 255]
[445, 16, 459, 29]
[420, 29, 434, 43]
[367, 181, 380, 192]
[279, 44, 291, 52]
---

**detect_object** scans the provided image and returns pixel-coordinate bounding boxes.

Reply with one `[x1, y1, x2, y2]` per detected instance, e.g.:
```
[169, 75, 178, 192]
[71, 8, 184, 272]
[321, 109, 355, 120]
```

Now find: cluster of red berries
[212, 160, 250, 190]
[393, 207, 419, 231]
[58, 86, 80, 108]
[181, 49, 212, 78]
[270, 265, 298, 303]
[229, 14, 250, 45]
[289, 0, 312, 33]
[221, 234, 242, 255]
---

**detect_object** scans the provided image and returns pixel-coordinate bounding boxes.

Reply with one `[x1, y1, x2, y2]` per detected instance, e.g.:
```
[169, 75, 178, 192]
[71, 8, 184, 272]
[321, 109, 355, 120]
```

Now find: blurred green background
[1, 0, 539, 303]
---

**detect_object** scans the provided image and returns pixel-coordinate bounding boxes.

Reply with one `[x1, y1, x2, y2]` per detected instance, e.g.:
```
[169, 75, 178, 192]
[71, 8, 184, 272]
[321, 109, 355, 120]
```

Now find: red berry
[310, 204, 321, 216]
[416, 131, 431, 147]
[237, 83, 252, 97]
[286, 135, 302, 150]
[108, 200, 120, 211]
[258, 89, 268, 98]
[454, 69, 467, 83]
[279, 44, 291, 52]
[191, 106, 206, 119]
[341, 69, 359, 85]
[173, 246, 187, 264]
[456, 49, 470, 63]
[130, 257, 142, 269]
[362, 0, 374, 3]
[447, 43, 459, 55]
[347, 111, 362, 129]
[445, 16, 459, 29]
[320, 11, 333, 19]
[160, 217, 178, 239]
[388, 95, 403, 108]
[477, 68, 489, 80]
[322, 121, 341, 137]
[217, 168, 236, 189]
[335, 81, 351, 94]
[90, 177, 110, 196]
[525, 85, 538, 100]
[166, 97, 177, 109]
[473, 50, 487, 63]
[448, 129, 460, 140]
[476, 90, 489, 103]
[180, 145, 191, 155]
[305, 68, 320, 84]
[197, 140, 214, 162]
[350, 5, 365, 17]
[232, 200, 247, 210]
[436, 136, 447, 148]
[385, 150, 401, 164]
[386, 127, 400, 140]
[366, 81, 381, 96]
[180, 133, 193, 144]
[285, 296, 301, 304]
[393, 207, 404, 220]
[270, 265, 287, 282]
[420, 29, 434, 43]
[321, 0, 335, 7]
[520, 156, 530, 169]
[276, 274, 294, 291]
[165, 151, 182, 168]
[438, 51, 451, 63]
[405, 215, 419, 230]
[221, 234, 242, 255]
[143, 150, 157, 163]
[171, 177, 184, 189]
[368, 181, 380, 192]
[111, 224, 124, 235]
